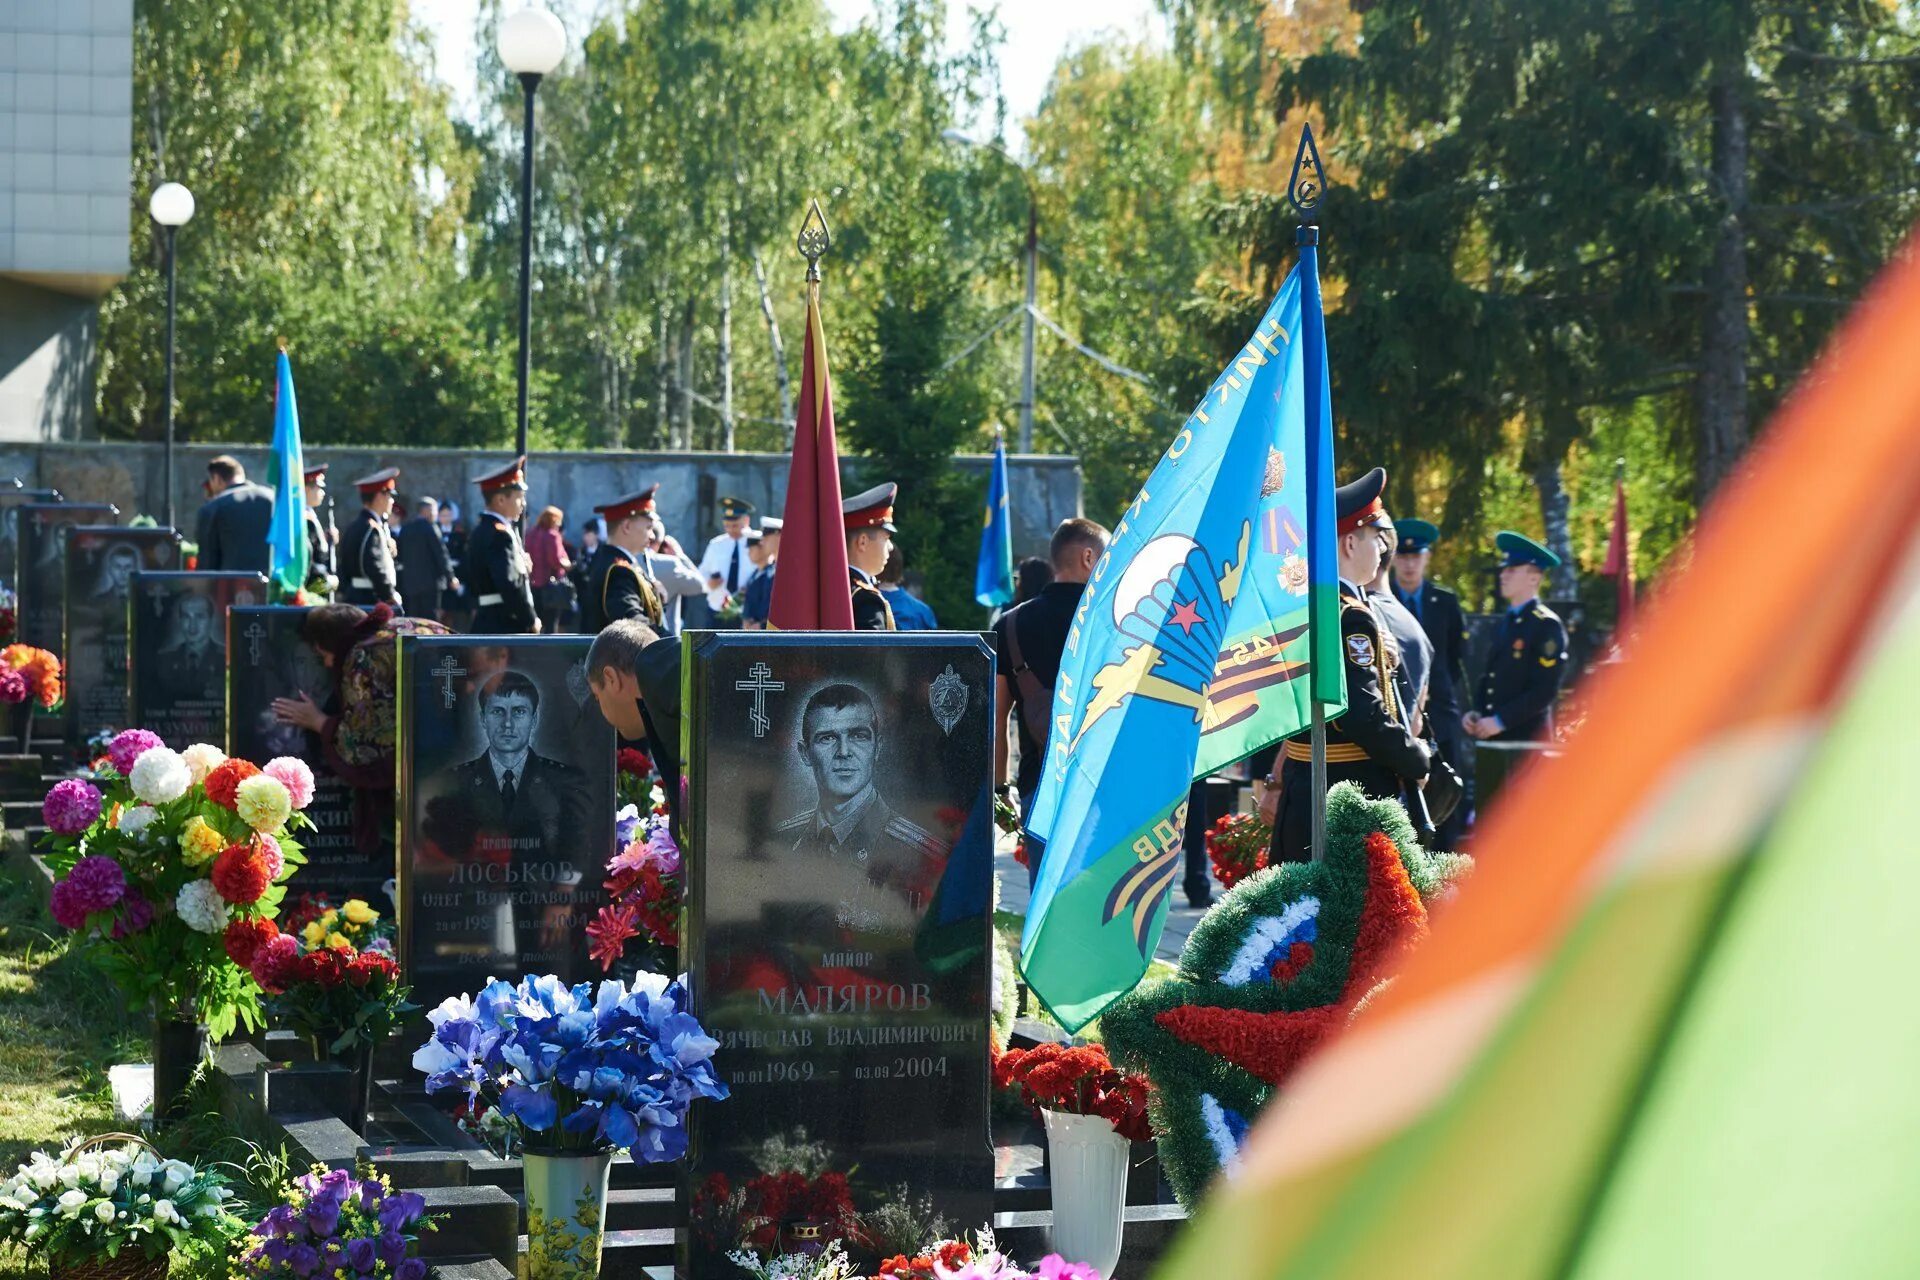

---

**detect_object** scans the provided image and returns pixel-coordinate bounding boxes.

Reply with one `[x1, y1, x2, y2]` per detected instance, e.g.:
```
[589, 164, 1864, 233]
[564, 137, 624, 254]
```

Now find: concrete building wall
[0, 0, 134, 440]
[0, 442, 1086, 560]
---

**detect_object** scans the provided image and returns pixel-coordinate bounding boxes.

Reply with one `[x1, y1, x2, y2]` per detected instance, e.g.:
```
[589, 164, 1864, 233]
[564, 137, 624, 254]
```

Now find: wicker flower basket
[45, 1134, 170, 1280]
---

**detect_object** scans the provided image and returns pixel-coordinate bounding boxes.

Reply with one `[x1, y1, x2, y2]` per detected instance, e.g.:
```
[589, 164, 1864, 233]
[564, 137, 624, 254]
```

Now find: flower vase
[1043, 1108, 1128, 1277]
[306, 1036, 376, 1135]
[151, 1015, 206, 1124]
[7, 699, 30, 752]
[523, 1150, 613, 1280]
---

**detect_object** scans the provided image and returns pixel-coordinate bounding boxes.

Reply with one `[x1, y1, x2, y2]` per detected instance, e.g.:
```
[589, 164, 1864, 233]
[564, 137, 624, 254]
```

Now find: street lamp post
[497, 7, 568, 466]
[148, 182, 195, 530]
[944, 130, 1039, 454]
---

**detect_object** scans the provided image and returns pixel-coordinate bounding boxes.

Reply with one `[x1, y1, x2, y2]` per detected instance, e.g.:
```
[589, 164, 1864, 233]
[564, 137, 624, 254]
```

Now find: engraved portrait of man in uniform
[778, 683, 950, 930]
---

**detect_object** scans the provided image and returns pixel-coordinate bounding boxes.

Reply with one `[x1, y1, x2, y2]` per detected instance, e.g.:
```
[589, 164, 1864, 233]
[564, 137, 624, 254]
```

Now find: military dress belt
[476, 593, 504, 606]
[350, 577, 374, 589]
[1283, 739, 1371, 764]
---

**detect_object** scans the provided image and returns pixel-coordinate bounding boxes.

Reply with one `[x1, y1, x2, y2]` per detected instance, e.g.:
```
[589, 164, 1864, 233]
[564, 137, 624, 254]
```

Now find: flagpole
[1292, 124, 1331, 864]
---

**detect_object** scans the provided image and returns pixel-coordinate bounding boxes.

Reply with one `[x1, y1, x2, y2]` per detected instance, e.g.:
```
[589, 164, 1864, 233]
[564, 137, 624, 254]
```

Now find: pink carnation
[42, 779, 102, 836]
[249, 933, 300, 994]
[263, 757, 315, 810]
[0, 668, 26, 705]
[48, 880, 86, 930]
[107, 728, 164, 776]
[253, 832, 285, 881]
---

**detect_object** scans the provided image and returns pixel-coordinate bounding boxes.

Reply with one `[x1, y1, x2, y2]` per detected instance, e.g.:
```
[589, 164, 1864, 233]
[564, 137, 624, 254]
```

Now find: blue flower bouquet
[411, 972, 729, 1159]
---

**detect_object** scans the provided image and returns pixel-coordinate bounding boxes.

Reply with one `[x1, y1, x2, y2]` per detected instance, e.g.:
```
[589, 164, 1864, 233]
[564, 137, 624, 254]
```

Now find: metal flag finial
[277, 335, 288, 353]
[797, 199, 831, 283]
[1288, 122, 1326, 224]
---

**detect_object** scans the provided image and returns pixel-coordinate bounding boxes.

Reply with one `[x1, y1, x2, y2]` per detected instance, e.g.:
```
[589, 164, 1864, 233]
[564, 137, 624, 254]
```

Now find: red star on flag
[1169, 599, 1205, 635]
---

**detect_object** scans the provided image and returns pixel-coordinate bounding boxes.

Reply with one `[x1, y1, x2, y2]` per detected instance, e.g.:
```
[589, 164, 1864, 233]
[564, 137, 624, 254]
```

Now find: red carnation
[204, 758, 262, 810]
[210, 843, 271, 904]
[223, 916, 279, 967]
[293, 949, 346, 990]
[616, 747, 652, 777]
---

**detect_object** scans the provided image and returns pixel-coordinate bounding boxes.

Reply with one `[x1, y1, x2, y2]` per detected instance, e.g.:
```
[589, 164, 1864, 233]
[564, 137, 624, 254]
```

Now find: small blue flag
[975, 431, 1015, 608]
[265, 349, 309, 597]
[1020, 253, 1346, 1031]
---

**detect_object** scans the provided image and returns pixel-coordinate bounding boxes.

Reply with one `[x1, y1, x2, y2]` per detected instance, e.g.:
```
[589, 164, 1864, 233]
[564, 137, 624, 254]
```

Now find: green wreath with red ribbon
[1102, 783, 1470, 1207]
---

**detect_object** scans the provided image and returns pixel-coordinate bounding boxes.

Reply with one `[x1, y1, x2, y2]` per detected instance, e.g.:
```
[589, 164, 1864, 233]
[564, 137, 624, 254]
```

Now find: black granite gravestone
[681, 633, 996, 1273]
[228, 605, 393, 908]
[64, 527, 182, 748]
[15, 503, 118, 652]
[0, 488, 61, 595]
[396, 635, 616, 1014]
[128, 571, 268, 749]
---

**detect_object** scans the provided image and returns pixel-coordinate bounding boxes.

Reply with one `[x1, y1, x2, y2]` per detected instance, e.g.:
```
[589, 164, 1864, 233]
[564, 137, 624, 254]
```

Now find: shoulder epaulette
[775, 811, 814, 834]
[885, 814, 951, 859]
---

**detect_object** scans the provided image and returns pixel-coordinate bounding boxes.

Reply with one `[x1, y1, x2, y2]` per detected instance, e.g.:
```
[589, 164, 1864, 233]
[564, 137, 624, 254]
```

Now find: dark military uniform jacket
[466, 511, 538, 634]
[1477, 598, 1569, 741]
[1397, 580, 1468, 731]
[304, 509, 334, 584]
[580, 541, 664, 633]
[1273, 582, 1430, 861]
[340, 507, 399, 608]
[850, 566, 895, 631]
[777, 789, 950, 931]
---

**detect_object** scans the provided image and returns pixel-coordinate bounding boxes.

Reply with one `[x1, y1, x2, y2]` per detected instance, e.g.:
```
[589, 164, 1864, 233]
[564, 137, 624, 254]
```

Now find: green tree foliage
[1180, 0, 1920, 613]
[97, 0, 518, 446]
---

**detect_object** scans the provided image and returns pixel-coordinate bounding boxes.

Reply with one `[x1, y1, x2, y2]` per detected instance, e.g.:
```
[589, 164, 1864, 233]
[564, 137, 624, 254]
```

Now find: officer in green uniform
[842, 482, 898, 631]
[1262, 468, 1429, 863]
[1465, 531, 1570, 743]
[580, 487, 667, 633]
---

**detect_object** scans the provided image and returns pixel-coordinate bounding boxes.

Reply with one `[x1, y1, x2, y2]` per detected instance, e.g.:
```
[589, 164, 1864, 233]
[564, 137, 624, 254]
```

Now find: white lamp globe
[148, 183, 195, 228]
[497, 8, 567, 77]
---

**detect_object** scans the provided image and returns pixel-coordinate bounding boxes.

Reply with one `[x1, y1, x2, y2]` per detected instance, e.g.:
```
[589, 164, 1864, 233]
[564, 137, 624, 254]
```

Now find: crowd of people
[191, 454, 944, 638]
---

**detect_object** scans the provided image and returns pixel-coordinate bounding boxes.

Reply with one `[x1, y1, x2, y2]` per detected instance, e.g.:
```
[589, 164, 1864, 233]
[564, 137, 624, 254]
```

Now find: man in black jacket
[580, 487, 666, 633]
[303, 464, 336, 591]
[195, 455, 274, 573]
[1467, 532, 1570, 743]
[1262, 467, 1430, 863]
[585, 618, 682, 835]
[340, 468, 402, 609]
[396, 497, 457, 622]
[1392, 518, 1469, 845]
[466, 458, 538, 634]
[842, 482, 898, 630]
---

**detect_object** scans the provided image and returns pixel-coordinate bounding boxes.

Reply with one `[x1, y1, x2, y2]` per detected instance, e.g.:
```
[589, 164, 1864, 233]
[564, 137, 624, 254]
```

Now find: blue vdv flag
[265, 349, 310, 597]
[975, 431, 1015, 607]
[1020, 253, 1345, 1031]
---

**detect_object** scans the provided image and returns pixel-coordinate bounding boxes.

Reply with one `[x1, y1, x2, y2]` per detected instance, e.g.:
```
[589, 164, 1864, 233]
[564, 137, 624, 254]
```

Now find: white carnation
[118, 806, 158, 840]
[174, 880, 229, 934]
[128, 748, 191, 805]
[179, 743, 227, 784]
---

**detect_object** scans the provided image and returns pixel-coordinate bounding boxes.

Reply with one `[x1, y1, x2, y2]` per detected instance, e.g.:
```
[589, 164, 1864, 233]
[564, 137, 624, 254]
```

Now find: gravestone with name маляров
[128, 571, 268, 750]
[64, 526, 182, 749]
[396, 634, 616, 1016]
[14, 503, 119, 652]
[228, 605, 394, 912]
[681, 632, 996, 1274]
[0, 489, 62, 596]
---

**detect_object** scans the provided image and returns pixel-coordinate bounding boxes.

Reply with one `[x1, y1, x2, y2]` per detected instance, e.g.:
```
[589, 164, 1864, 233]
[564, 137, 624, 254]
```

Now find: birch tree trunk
[674, 297, 696, 450]
[751, 248, 795, 443]
[1534, 453, 1581, 603]
[1695, 61, 1752, 500]
[719, 210, 736, 452]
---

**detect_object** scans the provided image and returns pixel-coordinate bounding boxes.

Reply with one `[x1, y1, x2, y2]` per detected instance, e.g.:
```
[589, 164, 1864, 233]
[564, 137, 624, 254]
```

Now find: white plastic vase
[1043, 1108, 1128, 1276]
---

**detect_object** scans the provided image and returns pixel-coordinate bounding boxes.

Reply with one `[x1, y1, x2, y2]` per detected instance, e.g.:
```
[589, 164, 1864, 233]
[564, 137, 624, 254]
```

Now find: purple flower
[64, 854, 126, 914]
[286, 1243, 320, 1277]
[344, 1238, 376, 1272]
[48, 880, 87, 931]
[376, 1190, 427, 1233]
[43, 779, 103, 835]
[111, 890, 154, 939]
[304, 1200, 341, 1238]
[107, 728, 163, 776]
[376, 1230, 407, 1267]
[395, 1260, 427, 1280]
